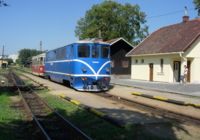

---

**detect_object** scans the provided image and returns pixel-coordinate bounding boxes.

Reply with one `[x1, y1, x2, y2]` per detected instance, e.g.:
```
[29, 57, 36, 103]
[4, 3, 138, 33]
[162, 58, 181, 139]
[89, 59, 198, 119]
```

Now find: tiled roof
[127, 18, 200, 56]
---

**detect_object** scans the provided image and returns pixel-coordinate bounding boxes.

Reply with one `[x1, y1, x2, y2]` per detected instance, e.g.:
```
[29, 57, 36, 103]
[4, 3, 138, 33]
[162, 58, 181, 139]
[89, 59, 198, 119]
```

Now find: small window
[141, 59, 144, 63]
[78, 45, 90, 58]
[122, 61, 129, 68]
[40, 57, 44, 65]
[160, 59, 164, 73]
[135, 59, 138, 64]
[101, 46, 109, 58]
[92, 46, 99, 58]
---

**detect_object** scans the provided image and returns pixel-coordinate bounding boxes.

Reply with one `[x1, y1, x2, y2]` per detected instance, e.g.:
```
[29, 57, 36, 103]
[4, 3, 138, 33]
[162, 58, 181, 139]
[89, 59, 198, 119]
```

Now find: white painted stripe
[73, 59, 96, 75]
[45, 59, 110, 79]
[45, 71, 110, 77]
[46, 59, 72, 63]
[97, 61, 111, 74]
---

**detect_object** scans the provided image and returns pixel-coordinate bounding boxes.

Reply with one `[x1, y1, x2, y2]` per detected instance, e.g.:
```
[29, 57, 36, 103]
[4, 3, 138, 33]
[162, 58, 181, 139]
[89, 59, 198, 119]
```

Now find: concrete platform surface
[111, 78, 200, 97]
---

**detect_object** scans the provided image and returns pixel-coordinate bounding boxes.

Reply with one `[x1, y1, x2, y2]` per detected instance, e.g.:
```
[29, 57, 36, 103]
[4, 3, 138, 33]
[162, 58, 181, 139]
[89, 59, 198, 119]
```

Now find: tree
[0, 0, 9, 7]
[17, 49, 43, 66]
[4, 58, 13, 65]
[193, 0, 200, 15]
[75, 1, 148, 45]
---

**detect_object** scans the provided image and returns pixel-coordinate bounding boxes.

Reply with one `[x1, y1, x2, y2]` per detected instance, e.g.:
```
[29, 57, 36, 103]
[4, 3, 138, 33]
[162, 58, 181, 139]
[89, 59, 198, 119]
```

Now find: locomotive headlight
[82, 67, 87, 73]
[39, 67, 43, 71]
[106, 67, 110, 72]
[81, 77, 87, 81]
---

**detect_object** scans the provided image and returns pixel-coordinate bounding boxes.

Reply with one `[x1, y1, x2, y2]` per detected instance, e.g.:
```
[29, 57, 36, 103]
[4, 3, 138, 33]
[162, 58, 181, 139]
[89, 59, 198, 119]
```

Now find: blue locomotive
[45, 40, 111, 91]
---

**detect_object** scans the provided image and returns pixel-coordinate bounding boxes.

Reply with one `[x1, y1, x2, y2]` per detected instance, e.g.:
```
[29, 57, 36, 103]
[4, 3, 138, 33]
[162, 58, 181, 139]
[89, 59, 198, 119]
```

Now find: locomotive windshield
[92, 45, 99, 58]
[101, 46, 109, 58]
[78, 44, 109, 58]
[78, 45, 90, 58]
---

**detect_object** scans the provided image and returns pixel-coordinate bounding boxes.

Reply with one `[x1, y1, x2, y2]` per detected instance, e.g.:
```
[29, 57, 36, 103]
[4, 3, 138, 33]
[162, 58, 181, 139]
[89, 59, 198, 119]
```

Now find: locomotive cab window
[101, 46, 109, 58]
[92, 46, 99, 58]
[78, 45, 90, 58]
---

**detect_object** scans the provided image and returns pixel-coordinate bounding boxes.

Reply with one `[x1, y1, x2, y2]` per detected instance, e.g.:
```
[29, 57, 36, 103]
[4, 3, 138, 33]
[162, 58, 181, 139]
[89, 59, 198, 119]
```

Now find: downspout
[179, 52, 187, 82]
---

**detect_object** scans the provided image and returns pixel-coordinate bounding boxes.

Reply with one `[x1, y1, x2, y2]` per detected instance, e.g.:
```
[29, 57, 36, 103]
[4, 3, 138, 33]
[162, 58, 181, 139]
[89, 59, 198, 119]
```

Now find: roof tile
[127, 18, 200, 56]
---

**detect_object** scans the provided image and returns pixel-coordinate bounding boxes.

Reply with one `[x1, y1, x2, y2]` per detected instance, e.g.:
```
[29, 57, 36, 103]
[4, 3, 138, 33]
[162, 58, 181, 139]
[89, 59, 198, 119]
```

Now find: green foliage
[75, 1, 148, 45]
[193, 0, 200, 15]
[17, 49, 43, 66]
[4, 58, 13, 65]
[0, 91, 24, 140]
[194, 0, 200, 8]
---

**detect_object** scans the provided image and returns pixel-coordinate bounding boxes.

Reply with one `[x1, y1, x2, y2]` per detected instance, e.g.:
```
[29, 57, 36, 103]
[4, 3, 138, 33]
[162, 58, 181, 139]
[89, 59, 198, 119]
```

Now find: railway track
[17, 69, 200, 126]
[9, 71, 92, 140]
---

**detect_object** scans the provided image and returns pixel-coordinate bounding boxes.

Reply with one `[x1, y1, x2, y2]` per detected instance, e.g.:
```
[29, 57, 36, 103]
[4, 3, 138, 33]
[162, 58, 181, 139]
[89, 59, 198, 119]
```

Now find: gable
[185, 37, 200, 57]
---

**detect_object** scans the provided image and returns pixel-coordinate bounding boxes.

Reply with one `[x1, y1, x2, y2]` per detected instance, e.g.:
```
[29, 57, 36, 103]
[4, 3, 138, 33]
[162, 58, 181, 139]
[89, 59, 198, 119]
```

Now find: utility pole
[98, 30, 102, 39]
[1, 45, 4, 68]
[40, 41, 42, 51]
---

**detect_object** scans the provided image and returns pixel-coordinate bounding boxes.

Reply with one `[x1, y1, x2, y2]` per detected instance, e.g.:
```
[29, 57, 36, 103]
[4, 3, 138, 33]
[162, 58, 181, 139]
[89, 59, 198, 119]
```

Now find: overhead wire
[146, 7, 196, 19]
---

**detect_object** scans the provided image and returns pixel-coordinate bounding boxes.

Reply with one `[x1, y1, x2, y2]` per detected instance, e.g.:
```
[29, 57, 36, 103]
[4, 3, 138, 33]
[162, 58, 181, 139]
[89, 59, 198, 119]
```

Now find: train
[31, 40, 111, 91]
[31, 53, 45, 76]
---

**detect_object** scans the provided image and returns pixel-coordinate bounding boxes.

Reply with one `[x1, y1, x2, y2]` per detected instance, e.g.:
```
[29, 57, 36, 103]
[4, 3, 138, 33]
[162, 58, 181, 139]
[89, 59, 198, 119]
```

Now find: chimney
[183, 6, 189, 22]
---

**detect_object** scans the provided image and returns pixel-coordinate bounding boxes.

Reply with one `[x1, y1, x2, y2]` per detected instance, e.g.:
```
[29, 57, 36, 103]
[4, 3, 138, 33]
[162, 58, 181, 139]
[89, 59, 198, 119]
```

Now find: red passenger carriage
[31, 53, 45, 76]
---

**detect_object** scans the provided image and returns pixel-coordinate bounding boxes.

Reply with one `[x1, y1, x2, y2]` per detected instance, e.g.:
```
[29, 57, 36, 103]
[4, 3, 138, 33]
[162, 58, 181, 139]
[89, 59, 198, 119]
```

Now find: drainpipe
[179, 52, 187, 78]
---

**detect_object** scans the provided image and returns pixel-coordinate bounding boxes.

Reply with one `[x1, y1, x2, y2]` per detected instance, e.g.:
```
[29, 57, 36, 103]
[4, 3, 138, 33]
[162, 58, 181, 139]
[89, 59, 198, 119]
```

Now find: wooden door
[149, 63, 153, 81]
[187, 61, 191, 82]
[173, 61, 181, 82]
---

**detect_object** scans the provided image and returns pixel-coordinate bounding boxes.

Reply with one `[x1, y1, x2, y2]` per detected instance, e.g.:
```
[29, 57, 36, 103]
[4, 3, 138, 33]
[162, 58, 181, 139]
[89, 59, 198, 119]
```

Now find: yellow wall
[131, 54, 179, 83]
[184, 37, 200, 83]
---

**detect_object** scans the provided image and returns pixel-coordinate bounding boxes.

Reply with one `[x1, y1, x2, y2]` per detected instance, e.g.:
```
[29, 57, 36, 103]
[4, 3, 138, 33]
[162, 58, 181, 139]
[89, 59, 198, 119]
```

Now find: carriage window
[92, 46, 99, 58]
[78, 45, 90, 58]
[40, 57, 44, 65]
[101, 46, 109, 58]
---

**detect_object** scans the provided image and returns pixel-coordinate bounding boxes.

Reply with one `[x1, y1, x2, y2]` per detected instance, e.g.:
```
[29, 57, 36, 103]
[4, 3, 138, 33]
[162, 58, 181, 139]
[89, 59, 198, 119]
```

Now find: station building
[127, 16, 200, 83]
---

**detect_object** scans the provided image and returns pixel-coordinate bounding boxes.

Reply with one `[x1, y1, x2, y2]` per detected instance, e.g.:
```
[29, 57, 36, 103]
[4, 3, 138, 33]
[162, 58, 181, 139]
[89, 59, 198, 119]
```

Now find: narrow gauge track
[9, 71, 92, 140]
[17, 69, 200, 126]
[94, 92, 200, 126]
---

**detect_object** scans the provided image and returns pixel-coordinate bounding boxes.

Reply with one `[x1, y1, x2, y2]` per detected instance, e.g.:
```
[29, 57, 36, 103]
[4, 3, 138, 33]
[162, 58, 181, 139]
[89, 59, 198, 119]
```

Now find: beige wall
[131, 55, 180, 83]
[130, 37, 200, 83]
[184, 37, 200, 83]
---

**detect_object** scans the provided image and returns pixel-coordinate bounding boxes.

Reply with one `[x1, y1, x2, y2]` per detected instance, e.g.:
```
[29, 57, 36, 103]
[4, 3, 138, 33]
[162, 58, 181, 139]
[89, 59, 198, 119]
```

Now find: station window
[141, 59, 144, 63]
[135, 59, 138, 64]
[92, 46, 99, 58]
[160, 58, 164, 73]
[101, 46, 109, 58]
[78, 45, 90, 58]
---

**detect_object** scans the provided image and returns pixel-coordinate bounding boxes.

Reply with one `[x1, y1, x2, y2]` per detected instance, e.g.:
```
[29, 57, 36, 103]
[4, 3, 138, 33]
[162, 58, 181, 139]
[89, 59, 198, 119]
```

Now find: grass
[38, 89, 166, 140]
[0, 90, 25, 140]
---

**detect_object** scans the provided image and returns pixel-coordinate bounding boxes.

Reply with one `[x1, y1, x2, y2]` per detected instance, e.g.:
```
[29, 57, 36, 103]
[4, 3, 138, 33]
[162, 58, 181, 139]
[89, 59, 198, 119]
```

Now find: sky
[0, 0, 198, 55]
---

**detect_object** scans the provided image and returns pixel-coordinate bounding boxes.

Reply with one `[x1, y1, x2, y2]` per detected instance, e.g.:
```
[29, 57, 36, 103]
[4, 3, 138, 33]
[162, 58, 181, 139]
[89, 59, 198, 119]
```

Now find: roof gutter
[126, 52, 184, 57]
